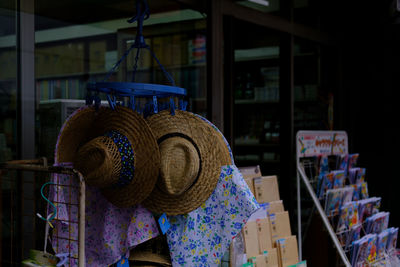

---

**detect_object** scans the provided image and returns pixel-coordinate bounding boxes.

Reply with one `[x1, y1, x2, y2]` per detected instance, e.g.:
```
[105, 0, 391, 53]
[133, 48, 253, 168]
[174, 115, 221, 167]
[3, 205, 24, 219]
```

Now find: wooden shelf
[235, 158, 280, 164]
[234, 143, 279, 148]
[36, 71, 112, 80]
[234, 99, 279, 104]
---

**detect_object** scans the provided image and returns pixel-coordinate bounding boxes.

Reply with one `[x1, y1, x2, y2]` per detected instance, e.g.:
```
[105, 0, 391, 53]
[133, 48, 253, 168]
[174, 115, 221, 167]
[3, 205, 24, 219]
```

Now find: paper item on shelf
[358, 197, 382, 223]
[230, 231, 246, 267]
[276, 236, 299, 267]
[255, 248, 279, 267]
[257, 218, 273, 252]
[332, 170, 345, 188]
[318, 172, 334, 199]
[365, 234, 378, 265]
[351, 234, 376, 266]
[105, 50, 117, 71]
[239, 166, 262, 196]
[318, 155, 329, 176]
[269, 211, 291, 242]
[89, 40, 106, 72]
[352, 181, 369, 201]
[386, 227, 398, 252]
[239, 166, 262, 180]
[338, 154, 349, 171]
[243, 221, 260, 258]
[349, 167, 366, 185]
[254, 176, 280, 204]
[336, 200, 359, 233]
[347, 153, 359, 172]
[287, 260, 307, 267]
[342, 186, 355, 204]
[346, 223, 362, 249]
[376, 230, 389, 259]
[324, 188, 345, 216]
[248, 205, 268, 221]
[265, 201, 284, 215]
[365, 212, 389, 234]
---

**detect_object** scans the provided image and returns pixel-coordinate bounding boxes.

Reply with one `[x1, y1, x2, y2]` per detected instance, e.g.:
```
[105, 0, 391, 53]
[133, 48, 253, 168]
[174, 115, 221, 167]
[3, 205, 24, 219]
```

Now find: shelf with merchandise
[234, 99, 279, 105]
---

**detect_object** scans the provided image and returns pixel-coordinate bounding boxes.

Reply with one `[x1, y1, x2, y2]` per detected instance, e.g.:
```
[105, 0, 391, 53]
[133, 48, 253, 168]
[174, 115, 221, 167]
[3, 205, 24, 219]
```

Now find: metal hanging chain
[103, 0, 175, 86]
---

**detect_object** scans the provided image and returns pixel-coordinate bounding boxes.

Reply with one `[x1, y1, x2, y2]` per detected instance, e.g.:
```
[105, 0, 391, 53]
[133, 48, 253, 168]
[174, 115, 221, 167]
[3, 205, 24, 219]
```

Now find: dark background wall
[303, 1, 400, 265]
[337, 0, 400, 227]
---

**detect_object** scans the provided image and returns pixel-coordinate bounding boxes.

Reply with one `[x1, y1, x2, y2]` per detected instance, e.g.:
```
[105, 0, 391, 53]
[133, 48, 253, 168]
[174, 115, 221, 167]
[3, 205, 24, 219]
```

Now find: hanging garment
[166, 164, 260, 267]
[49, 162, 160, 267]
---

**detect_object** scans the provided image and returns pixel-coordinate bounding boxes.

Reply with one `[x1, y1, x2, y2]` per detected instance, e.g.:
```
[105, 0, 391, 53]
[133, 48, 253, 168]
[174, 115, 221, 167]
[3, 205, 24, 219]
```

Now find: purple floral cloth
[49, 166, 160, 267]
[49, 106, 160, 267]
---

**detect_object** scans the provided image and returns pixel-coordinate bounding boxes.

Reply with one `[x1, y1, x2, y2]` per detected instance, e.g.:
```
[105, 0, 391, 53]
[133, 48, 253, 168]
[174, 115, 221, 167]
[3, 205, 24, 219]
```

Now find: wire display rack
[0, 158, 86, 267]
[296, 131, 400, 267]
[296, 131, 351, 266]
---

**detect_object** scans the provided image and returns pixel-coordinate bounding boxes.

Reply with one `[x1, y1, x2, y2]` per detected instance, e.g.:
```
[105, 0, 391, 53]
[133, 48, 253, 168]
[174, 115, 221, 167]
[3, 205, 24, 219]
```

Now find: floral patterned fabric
[49, 166, 160, 267]
[49, 105, 160, 267]
[166, 164, 260, 267]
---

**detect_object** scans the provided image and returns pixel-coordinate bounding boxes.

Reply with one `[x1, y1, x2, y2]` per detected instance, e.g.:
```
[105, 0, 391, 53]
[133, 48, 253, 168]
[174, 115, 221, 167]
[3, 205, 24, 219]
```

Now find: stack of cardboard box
[234, 166, 302, 267]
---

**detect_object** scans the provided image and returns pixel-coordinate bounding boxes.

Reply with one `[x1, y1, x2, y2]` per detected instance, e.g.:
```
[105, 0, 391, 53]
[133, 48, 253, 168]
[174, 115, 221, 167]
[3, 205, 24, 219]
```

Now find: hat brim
[56, 106, 160, 207]
[143, 110, 231, 215]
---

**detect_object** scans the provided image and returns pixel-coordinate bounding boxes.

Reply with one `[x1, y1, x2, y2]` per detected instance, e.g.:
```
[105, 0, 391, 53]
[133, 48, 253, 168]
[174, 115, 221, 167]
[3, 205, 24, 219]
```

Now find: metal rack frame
[0, 158, 86, 267]
[296, 131, 351, 267]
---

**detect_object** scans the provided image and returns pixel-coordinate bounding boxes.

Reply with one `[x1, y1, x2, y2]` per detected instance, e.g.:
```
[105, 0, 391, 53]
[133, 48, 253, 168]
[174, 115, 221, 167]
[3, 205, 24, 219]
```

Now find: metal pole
[297, 171, 302, 261]
[297, 165, 351, 267]
[77, 171, 85, 267]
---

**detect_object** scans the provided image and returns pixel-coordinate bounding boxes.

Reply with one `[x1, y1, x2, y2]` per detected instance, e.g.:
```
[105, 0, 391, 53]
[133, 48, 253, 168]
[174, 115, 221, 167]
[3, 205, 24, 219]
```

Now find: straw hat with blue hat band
[143, 110, 232, 215]
[56, 105, 160, 208]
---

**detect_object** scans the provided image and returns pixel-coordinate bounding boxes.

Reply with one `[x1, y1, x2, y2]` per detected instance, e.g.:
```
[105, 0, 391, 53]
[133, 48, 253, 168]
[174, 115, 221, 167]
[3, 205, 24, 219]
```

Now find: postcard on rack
[354, 234, 377, 267]
[324, 188, 344, 217]
[358, 197, 382, 223]
[318, 172, 335, 199]
[332, 170, 345, 189]
[318, 154, 329, 176]
[351, 235, 366, 266]
[339, 154, 349, 173]
[366, 212, 389, 234]
[352, 181, 369, 201]
[346, 223, 362, 250]
[337, 201, 359, 233]
[352, 184, 360, 201]
[349, 168, 360, 185]
[356, 168, 366, 183]
[342, 186, 355, 205]
[386, 227, 399, 252]
[377, 230, 389, 259]
[365, 234, 378, 265]
[347, 153, 359, 172]
[360, 182, 369, 200]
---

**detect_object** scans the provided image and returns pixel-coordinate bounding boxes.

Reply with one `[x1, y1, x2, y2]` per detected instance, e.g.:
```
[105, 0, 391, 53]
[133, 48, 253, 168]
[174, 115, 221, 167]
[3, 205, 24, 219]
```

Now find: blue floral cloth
[166, 165, 260, 267]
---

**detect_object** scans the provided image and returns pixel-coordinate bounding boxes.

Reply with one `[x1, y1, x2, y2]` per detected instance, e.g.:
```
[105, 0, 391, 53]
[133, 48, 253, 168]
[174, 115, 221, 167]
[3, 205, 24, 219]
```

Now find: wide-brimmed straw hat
[56, 105, 160, 207]
[143, 110, 231, 215]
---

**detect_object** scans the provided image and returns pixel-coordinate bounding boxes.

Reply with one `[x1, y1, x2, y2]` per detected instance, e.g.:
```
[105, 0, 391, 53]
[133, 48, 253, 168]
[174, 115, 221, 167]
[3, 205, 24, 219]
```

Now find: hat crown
[75, 135, 124, 187]
[159, 136, 200, 196]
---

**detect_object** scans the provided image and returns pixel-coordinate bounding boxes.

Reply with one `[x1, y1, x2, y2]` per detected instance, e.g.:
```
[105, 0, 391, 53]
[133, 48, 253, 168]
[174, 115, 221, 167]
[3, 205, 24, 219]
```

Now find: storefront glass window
[0, 1, 17, 162]
[34, 0, 207, 163]
[231, 19, 281, 175]
[294, 38, 330, 131]
[0, 1, 19, 265]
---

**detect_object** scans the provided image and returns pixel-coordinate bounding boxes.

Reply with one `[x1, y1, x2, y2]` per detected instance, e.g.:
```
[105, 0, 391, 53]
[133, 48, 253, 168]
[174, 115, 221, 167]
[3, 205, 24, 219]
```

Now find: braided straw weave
[143, 110, 231, 215]
[56, 106, 160, 207]
[74, 136, 121, 188]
